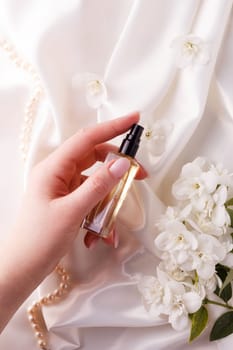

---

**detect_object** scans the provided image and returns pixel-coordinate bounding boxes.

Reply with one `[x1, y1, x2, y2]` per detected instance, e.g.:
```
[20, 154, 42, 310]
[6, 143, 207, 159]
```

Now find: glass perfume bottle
[82, 123, 144, 238]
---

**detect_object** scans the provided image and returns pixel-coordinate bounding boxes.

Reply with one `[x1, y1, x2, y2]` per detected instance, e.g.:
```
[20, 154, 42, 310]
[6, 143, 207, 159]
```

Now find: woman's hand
[0, 112, 146, 331]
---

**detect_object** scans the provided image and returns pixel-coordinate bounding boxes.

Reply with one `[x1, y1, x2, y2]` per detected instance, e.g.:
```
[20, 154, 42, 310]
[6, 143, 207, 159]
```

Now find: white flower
[138, 269, 171, 317]
[182, 234, 227, 279]
[172, 158, 218, 203]
[155, 221, 198, 253]
[186, 185, 230, 236]
[157, 205, 192, 231]
[165, 281, 202, 331]
[210, 162, 233, 188]
[210, 185, 231, 233]
[141, 119, 172, 156]
[137, 275, 166, 317]
[211, 185, 230, 228]
[138, 270, 202, 331]
[155, 222, 198, 265]
[171, 34, 210, 68]
[72, 72, 107, 108]
[188, 213, 227, 237]
[159, 261, 194, 283]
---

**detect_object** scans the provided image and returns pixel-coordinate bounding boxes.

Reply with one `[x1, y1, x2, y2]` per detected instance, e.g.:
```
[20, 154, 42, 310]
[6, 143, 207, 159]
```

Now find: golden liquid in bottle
[82, 152, 139, 237]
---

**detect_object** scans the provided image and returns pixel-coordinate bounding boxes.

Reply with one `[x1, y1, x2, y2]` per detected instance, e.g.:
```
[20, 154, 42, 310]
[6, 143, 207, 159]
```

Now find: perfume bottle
[82, 123, 144, 238]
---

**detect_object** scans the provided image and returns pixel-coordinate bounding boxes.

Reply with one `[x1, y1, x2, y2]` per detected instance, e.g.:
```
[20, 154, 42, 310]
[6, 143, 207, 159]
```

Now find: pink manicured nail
[109, 158, 130, 179]
[89, 237, 99, 250]
[121, 111, 140, 119]
[84, 233, 99, 249]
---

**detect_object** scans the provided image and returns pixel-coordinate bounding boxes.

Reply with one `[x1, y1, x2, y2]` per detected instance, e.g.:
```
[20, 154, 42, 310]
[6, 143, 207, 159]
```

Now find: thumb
[61, 157, 131, 222]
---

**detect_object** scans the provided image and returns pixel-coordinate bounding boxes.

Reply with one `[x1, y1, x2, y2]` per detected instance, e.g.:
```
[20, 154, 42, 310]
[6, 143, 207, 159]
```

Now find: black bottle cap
[118, 123, 144, 158]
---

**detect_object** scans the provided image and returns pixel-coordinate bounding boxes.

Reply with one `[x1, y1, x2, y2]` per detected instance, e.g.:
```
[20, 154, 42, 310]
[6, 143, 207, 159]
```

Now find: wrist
[0, 235, 45, 331]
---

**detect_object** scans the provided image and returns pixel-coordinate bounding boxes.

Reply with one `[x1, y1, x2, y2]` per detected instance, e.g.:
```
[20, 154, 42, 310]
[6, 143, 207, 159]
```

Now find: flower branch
[204, 298, 233, 310]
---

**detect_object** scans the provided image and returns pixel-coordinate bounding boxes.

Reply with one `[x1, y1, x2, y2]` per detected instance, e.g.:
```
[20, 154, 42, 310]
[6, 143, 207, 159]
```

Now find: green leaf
[220, 269, 233, 294]
[215, 264, 232, 302]
[226, 208, 233, 228]
[210, 311, 233, 341]
[215, 264, 229, 282]
[219, 284, 232, 303]
[225, 198, 233, 207]
[189, 306, 208, 342]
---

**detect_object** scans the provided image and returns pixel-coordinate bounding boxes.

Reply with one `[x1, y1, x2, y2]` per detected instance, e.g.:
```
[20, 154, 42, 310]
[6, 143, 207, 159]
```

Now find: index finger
[49, 112, 140, 168]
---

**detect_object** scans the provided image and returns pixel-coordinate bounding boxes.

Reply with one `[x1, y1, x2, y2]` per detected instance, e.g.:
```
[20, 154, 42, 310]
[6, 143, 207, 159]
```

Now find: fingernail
[109, 158, 130, 179]
[121, 111, 140, 119]
[84, 233, 99, 249]
[89, 238, 99, 250]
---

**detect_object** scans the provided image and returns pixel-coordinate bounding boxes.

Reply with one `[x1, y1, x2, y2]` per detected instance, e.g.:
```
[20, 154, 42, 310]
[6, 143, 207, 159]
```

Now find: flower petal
[196, 48, 210, 65]
[212, 205, 227, 227]
[169, 311, 189, 331]
[200, 171, 218, 193]
[182, 292, 202, 313]
[154, 231, 172, 251]
[197, 261, 215, 280]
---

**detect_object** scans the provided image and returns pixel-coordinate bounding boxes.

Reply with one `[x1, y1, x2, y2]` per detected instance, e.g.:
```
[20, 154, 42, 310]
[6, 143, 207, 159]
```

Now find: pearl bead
[48, 294, 55, 302]
[35, 332, 44, 339]
[60, 282, 68, 290]
[41, 297, 48, 305]
[32, 324, 41, 332]
[53, 288, 61, 297]
[58, 266, 66, 274]
[27, 308, 36, 315]
[38, 340, 47, 348]
[28, 315, 36, 323]
[62, 274, 70, 282]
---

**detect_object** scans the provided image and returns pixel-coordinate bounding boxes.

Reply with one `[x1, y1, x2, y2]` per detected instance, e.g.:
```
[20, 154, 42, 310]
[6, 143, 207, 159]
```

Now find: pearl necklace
[27, 265, 72, 350]
[0, 36, 43, 161]
[0, 37, 72, 349]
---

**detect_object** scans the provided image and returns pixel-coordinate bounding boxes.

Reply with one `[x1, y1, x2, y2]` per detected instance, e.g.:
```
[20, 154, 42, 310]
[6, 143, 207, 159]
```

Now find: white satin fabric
[1, 0, 233, 349]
